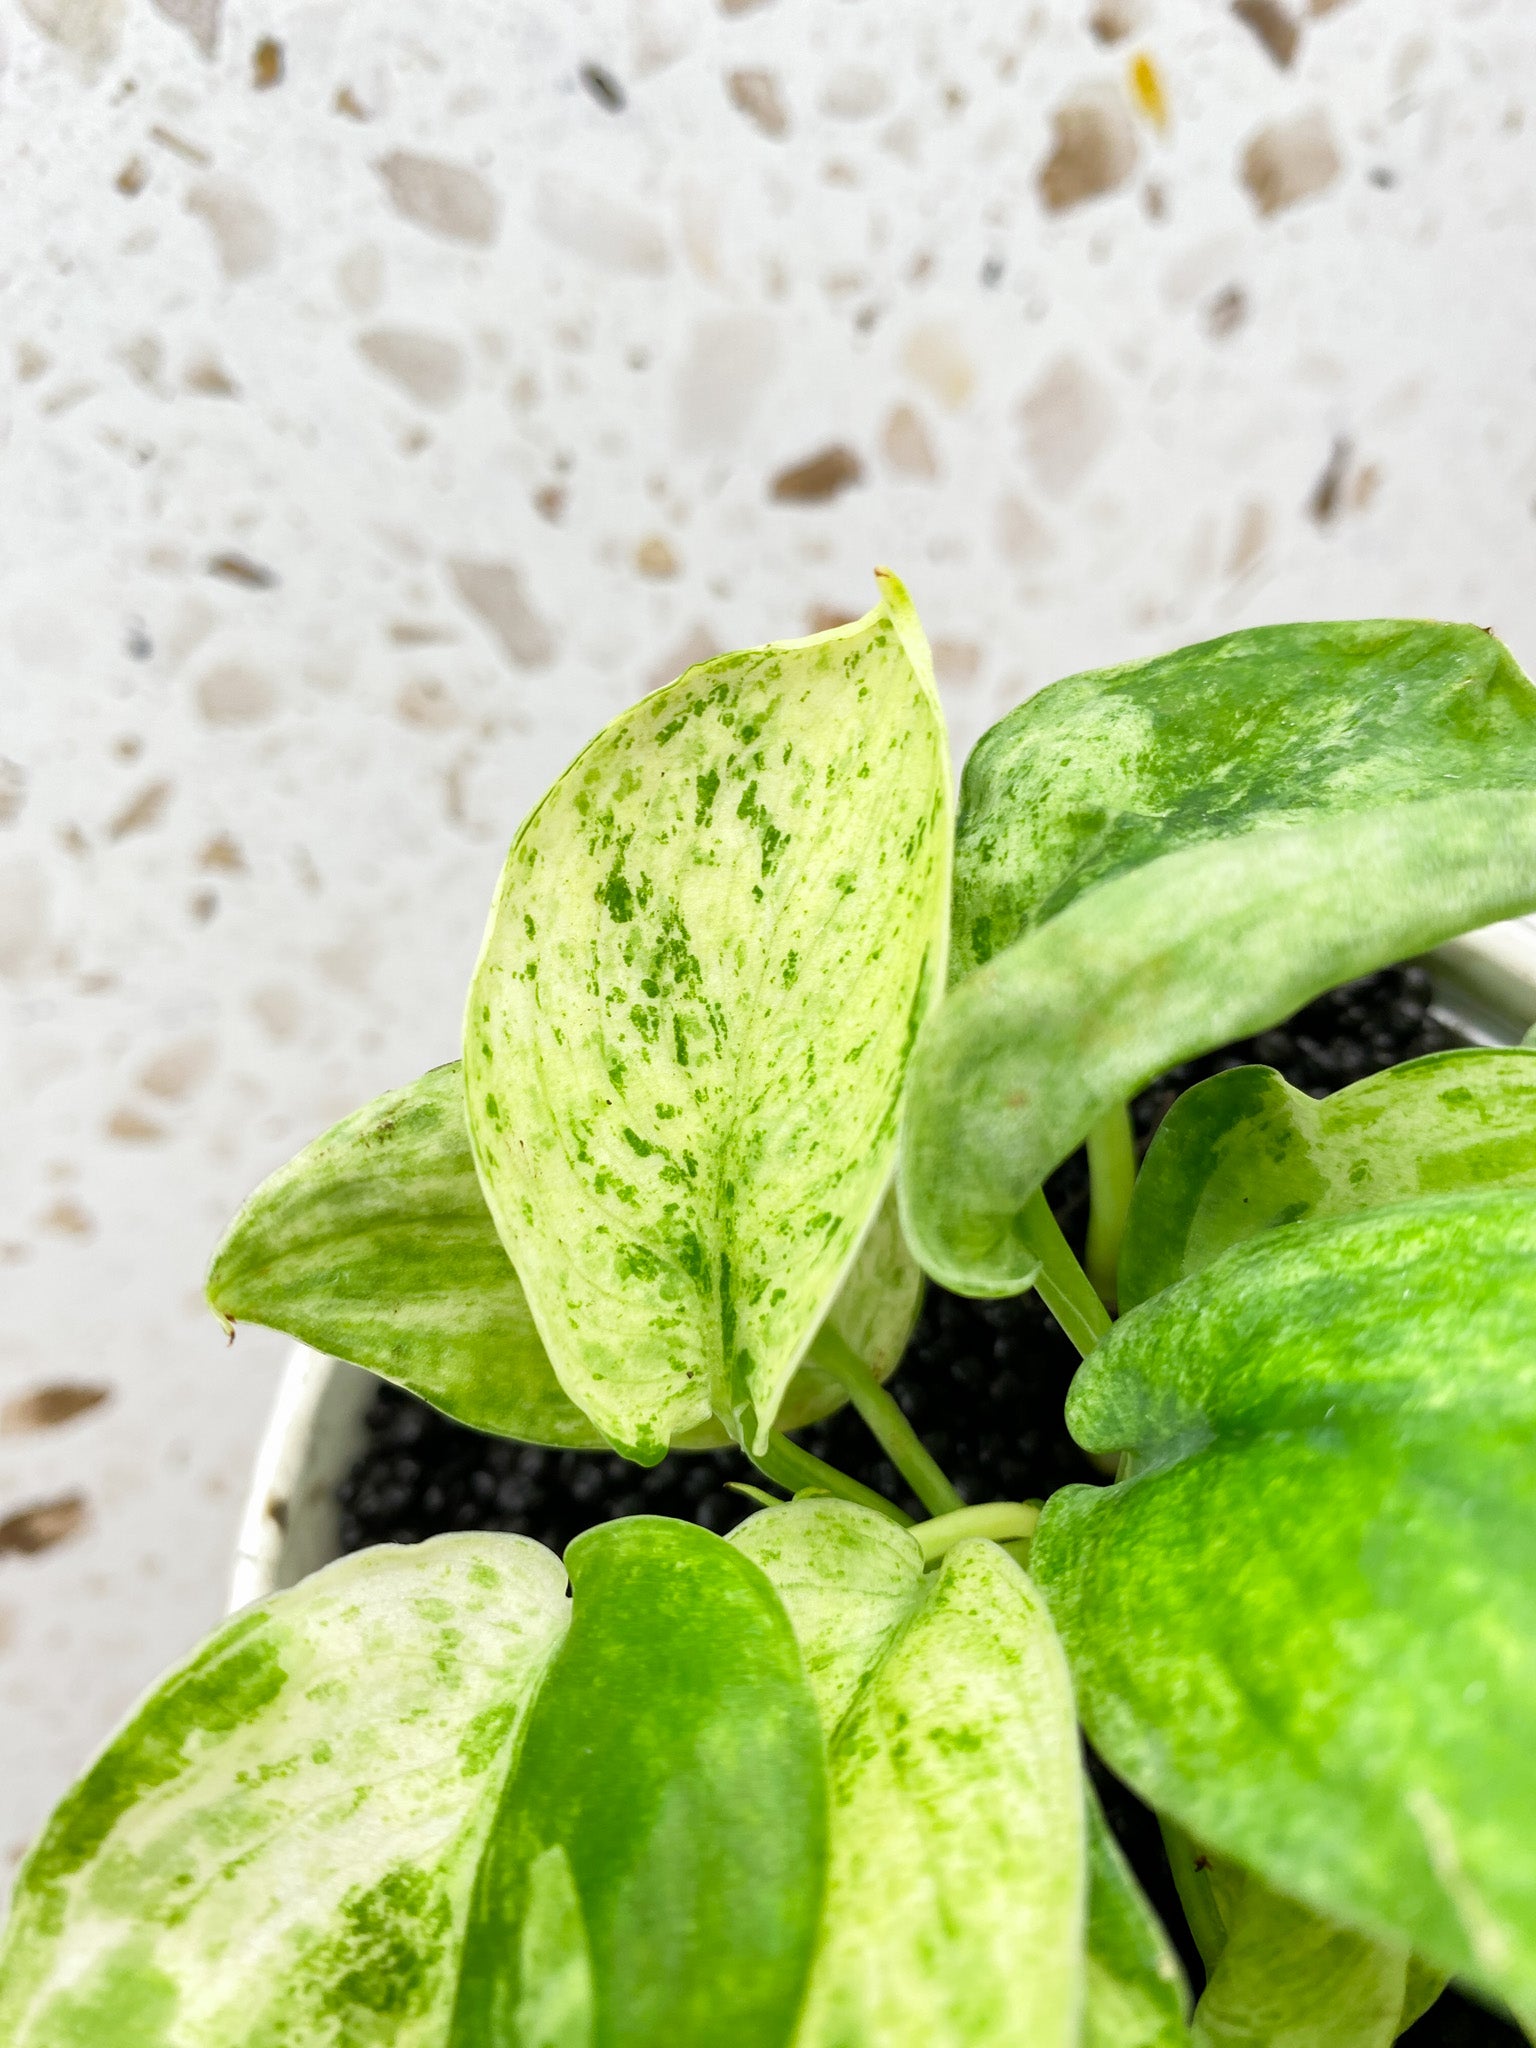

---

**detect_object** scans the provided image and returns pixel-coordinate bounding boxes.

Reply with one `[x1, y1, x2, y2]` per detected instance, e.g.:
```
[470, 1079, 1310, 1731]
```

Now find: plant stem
[809, 1327, 964, 1518]
[1085, 1101, 1137, 1310]
[1017, 1187, 1113, 1358]
[1160, 1818, 1228, 1974]
[912, 1501, 1040, 1564]
[746, 1430, 914, 1528]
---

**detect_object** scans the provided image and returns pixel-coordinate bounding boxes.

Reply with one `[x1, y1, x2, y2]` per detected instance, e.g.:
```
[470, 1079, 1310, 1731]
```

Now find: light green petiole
[809, 1326, 964, 1518]
[745, 1429, 914, 1528]
[1085, 1100, 1137, 1310]
[1017, 1188, 1113, 1358]
[912, 1501, 1040, 1564]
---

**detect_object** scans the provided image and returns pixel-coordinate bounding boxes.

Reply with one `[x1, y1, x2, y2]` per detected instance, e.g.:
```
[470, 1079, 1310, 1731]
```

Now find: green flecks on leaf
[0, 1538, 571, 2048]
[598, 862, 633, 924]
[905, 619, 1536, 1296]
[1036, 1190, 1536, 2023]
[26, 1616, 287, 1901]
[311, 1864, 451, 2022]
[464, 575, 950, 1456]
[615, 1242, 663, 1282]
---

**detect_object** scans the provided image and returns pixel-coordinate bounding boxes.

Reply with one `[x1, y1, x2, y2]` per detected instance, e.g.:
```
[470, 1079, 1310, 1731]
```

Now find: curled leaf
[1190, 1861, 1408, 2048]
[1120, 1047, 1536, 1310]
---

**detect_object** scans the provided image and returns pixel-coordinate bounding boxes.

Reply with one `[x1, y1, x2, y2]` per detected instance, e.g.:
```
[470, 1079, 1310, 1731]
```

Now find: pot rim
[227, 919, 1536, 1615]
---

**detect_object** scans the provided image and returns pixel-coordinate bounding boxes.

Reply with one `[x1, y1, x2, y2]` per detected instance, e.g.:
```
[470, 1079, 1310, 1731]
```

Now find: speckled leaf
[1190, 1864, 1408, 2048]
[903, 620, 1536, 1294]
[733, 1499, 1086, 2048]
[1084, 1784, 1190, 2048]
[205, 1064, 920, 1449]
[0, 1534, 570, 2048]
[1120, 1047, 1536, 1310]
[465, 573, 951, 1459]
[1033, 1188, 1536, 2024]
[452, 1517, 826, 2048]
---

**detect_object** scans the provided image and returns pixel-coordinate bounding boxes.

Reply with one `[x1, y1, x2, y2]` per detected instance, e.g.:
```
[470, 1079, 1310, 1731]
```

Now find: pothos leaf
[1084, 1784, 1191, 2048]
[1033, 1188, 1536, 2026]
[902, 620, 1536, 1295]
[465, 574, 951, 1460]
[0, 1523, 827, 2048]
[454, 1517, 826, 2048]
[0, 1534, 571, 2048]
[205, 1062, 921, 1450]
[1190, 1860, 1409, 2048]
[732, 1498, 1087, 2048]
[1118, 1047, 1536, 1311]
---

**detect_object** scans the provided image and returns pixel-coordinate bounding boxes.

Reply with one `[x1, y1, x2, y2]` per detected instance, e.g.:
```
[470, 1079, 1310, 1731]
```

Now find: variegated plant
[7, 597, 1536, 2046]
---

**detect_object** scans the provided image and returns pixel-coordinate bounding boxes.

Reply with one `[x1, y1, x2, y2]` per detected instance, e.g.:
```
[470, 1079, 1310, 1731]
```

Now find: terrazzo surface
[5, 0, 1536, 1892]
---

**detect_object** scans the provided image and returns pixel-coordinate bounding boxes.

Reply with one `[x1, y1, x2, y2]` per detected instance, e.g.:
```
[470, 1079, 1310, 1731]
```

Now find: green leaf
[1400, 1958, 1451, 2035]
[465, 575, 951, 1459]
[0, 1534, 570, 2047]
[728, 1495, 927, 1734]
[1084, 1784, 1191, 2048]
[206, 1063, 921, 1450]
[454, 1516, 826, 2048]
[1032, 1187, 1536, 2025]
[901, 619, 1536, 1295]
[1190, 1862, 1408, 2048]
[207, 1062, 594, 1446]
[732, 1499, 1087, 2047]
[0, 1521, 828, 2048]
[1120, 1049, 1536, 1311]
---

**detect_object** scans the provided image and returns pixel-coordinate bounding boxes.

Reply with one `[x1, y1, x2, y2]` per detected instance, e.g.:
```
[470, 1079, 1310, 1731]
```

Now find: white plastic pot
[228, 918, 1536, 1615]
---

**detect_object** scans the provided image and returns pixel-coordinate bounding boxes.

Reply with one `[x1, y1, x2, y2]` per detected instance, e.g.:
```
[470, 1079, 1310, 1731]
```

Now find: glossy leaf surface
[206, 1063, 921, 1449]
[0, 1521, 830, 2048]
[1191, 1862, 1408, 2048]
[1034, 1188, 1536, 2023]
[466, 575, 950, 1458]
[454, 1517, 826, 2048]
[733, 1499, 1087, 2048]
[0, 1535, 570, 2047]
[1084, 1785, 1190, 2048]
[903, 620, 1536, 1294]
[1121, 1048, 1536, 1310]
[207, 1062, 587, 1444]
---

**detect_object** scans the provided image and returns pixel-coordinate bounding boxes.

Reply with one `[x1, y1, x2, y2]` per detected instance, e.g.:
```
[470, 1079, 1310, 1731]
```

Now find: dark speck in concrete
[580, 63, 625, 112]
[770, 445, 864, 504]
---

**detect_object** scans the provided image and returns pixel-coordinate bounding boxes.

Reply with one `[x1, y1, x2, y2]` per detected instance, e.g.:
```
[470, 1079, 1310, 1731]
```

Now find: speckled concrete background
[2, 0, 1533, 1884]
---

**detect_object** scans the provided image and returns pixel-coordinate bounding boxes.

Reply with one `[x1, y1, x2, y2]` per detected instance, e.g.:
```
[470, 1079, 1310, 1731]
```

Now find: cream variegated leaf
[0, 1536, 570, 2048]
[206, 1062, 922, 1451]
[466, 575, 950, 1459]
[732, 1499, 1088, 2048]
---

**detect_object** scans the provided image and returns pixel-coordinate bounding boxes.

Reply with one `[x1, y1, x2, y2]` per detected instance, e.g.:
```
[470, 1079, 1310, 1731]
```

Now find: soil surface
[336, 964, 1516, 2041]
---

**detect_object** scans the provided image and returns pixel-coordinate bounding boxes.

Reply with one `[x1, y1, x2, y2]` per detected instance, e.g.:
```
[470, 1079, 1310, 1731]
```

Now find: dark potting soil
[336, 963, 1516, 2041]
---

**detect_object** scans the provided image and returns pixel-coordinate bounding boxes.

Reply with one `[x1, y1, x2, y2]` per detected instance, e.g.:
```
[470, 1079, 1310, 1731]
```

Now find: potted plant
[4, 579, 1536, 2046]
